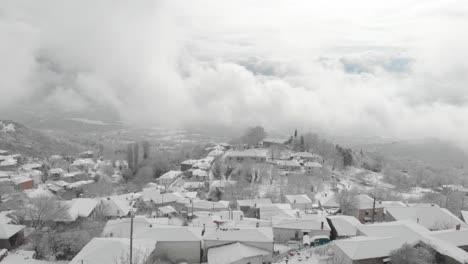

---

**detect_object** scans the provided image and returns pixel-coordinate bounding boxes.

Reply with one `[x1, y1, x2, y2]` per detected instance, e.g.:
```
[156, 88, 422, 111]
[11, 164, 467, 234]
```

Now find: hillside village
[1, 124, 468, 264]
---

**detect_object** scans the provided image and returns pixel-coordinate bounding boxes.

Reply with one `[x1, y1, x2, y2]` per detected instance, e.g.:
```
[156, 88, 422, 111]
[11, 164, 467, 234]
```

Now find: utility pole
[371, 195, 376, 223]
[129, 209, 135, 264]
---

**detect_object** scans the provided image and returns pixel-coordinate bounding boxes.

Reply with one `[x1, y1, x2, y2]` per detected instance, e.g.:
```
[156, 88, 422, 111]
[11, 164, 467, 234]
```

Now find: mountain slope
[0, 120, 85, 157]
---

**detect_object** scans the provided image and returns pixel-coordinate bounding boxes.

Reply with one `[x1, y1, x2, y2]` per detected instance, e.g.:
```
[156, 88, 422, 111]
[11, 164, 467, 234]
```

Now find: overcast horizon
[1, 0, 468, 148]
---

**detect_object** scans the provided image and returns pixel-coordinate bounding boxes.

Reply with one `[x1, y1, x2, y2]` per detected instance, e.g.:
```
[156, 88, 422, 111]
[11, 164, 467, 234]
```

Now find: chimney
[321, 221, 324, 230]
[417, 218, 419, 223]
[456, 224, 461, 230]
[256, 222, 259, 228]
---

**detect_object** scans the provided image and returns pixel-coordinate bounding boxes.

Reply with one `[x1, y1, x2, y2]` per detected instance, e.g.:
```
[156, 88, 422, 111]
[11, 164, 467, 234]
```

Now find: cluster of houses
[4, 141, 468, 264]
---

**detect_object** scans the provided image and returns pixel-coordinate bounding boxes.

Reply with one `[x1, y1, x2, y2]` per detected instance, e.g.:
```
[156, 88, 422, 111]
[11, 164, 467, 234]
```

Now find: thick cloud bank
[1, 0, 468, 147]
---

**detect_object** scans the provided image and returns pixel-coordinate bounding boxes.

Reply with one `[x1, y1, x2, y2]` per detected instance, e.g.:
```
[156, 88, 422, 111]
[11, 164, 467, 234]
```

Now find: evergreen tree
[294, 129, 298, 138]
[300, 135, 305, 151]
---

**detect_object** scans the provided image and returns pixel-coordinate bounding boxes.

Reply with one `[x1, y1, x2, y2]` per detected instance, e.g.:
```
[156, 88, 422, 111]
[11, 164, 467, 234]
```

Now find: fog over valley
[1, 0, 468, 149]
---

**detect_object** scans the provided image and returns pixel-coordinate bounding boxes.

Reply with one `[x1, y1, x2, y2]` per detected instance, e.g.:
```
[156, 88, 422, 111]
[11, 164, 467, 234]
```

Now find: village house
[140, 188, 183, 208]
[61, 171, 87, 183]
[237, 198, 272, 217]
[183, 181, 205, 191]
[284, 194, 313, 211]
[11, 176, 34, 190]
[331, 236, 408, 264]
[353, 194, 384, 223]
[52, 198, 99, 223]
[291, 152, 322, 163]
[0, 223, 25, 250]
[385, 204, 466, 230]
[430, 228, 468, 252]
[157, 170, 182, 187]
[181, 159, 197, 171]
[69, 237, 156, 264]
[101, 220, 202, 263]
[272, 217, 330, 243]
[192, 169, 209, 181]
[185, 200, 228, 213]
[99, 195, 136, 218]
[203, 227, 274, 262]
[276, 160, 301, 172]
[207, 242, 270, 264]
[259, 204, 299, 220]
[225, 149, 268, 163]
[48, 168, 65, 180]
[304, 161, 323, 174]
[327, 215, 362, 240]
[318, 194, 340, 210]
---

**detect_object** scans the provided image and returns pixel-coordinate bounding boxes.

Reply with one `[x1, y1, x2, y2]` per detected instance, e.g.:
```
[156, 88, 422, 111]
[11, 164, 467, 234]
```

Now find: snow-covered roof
[193, 169, 208, 177]
[69, 237, 156, 264]
[183, 181, 205, 189]
[327, 215, 362, 237]
[0, 223, 25, 239]
[386, 205, 466, 230]
[304, 161, 322, 168]
[21, 163, 42, 170]
[204, 227, 274, 243]
[319, 195, 340, 208]
[237, 198, 272, 207]
[158, 205, 177, 215]
[285, 194, 312, 204]
[208, 242, 270, 264]
[355, 194, 383, 210]
[333, 236, 409, 260]
[460, 210, 468, 223]
[430, 228, 468, 247]
[159, 170, 182, 180]
[276, 160, 301, 167]
[141, 188, 183, 204]
[211, 180, 236, 188]
[188, 200, 228, 210]
[273, 217, 330, 231]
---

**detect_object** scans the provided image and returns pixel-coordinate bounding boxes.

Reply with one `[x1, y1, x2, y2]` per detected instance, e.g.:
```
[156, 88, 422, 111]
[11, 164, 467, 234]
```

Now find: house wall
[155, 241, 201, 263]
[290, 203, 311, 210]
[204, 240, 273, 262]
[357, 208, 384, 223]
[0, 231, 24, 250]
[353, 257, 386, 264]
[273, 228, 330, 243]
[19, 180, 34, 190]
[232, 255, 266, 264]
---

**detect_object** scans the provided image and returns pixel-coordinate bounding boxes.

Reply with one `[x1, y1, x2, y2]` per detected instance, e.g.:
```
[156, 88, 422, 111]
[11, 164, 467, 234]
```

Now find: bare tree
[23, 195, 70, 229]
[335, 189, 358, 216]
[389, 244, 435, 264]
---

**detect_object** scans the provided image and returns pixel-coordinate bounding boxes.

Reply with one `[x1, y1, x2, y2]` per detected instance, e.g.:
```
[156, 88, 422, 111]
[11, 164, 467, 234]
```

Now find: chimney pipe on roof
[417, 218, 419, 223]
[456, 224, 461, 230]
[321, 221, 324, 230]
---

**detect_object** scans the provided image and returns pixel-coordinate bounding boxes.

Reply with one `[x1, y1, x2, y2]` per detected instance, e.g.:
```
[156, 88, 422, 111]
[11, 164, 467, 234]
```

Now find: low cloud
[1, 0, 468, 148]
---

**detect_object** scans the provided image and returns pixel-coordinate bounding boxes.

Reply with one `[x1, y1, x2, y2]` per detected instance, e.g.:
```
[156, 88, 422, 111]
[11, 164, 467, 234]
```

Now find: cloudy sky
[1, 0, 468, 146]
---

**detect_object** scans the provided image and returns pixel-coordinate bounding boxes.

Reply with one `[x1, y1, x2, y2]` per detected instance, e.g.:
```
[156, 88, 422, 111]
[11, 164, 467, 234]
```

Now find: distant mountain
[357, 138, 468, 168]
[0, 120, 85, 157]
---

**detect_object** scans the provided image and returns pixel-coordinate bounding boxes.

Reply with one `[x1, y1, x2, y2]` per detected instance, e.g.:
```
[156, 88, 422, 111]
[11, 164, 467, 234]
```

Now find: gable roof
[386, 205, 466, 230]
[327, 215, 362, 237]
[208, 242, 270, 264]
[334, 236, 408, 260]
[355, 194, 383, 210]
[461, 210, 468, 223]
[430, 228, 468, 247]
[140, 188, 182, 204]
[159, 170, 182, 180]
[237, 198, 272, 207]
[204, 227, 273, 243]
[70, 237, 156, 264]
[0, 223, 25, 239]
[285, 194, 312, 204]
[319, 195, 340, 208]
[273, 217, 330, 231]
